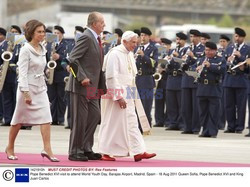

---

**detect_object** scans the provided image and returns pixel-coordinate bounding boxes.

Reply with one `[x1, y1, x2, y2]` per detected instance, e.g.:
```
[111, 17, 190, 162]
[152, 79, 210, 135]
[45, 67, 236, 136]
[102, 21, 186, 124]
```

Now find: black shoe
[64, 126, 70, 129]
[1, 123, 10, 126]
[153, 123, 164, 127]
[245, 133, 250, 137]
[51, 121, 58, 125]
[224, 130, 235, 133]
[235, 130, 242, 134]
[21, 126, 32, 130]
[199, 134, 217, 138]
[68, 154, 88, 161]
[181, 131, 193, 134]
[84, 152, 102, 160]
[165, 126, 179, 131]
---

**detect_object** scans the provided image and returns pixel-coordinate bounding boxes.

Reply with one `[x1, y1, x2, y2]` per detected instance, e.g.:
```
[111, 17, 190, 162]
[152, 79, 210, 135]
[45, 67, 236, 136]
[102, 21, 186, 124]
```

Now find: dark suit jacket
[66, 29, 105, 96]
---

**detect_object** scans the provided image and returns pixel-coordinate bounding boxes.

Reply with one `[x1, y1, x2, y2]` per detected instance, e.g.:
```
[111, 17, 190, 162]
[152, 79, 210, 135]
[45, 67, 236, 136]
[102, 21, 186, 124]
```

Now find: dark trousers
[138, 88, 154, 126]
[248, 94, 250, 129]
[198, 96, 220, 136]
[68, 93, 100, 155]
[47, 82, 67, 123]
[0, 93, 3, 121]
[224, 87, 247, 131]
[154, 88, 168, 126]
[181, 88, 200, 132]
[64, 92, 71, 128]
[219, 89, 226, 129]
[166, 89, 183, 129]
[2, 82, 17, 124]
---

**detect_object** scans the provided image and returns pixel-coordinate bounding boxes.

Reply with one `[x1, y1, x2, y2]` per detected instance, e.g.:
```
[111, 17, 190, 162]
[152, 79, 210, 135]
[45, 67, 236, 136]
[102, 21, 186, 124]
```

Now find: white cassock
[98, 44, 146, 156]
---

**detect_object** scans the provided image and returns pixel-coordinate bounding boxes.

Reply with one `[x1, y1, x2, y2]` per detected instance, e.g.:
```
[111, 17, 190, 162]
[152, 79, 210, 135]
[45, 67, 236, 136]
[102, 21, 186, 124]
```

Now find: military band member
[223, 27, 250, 134]
[135, 27, 158, 128]
[165, 32, 188, 131]
[154, 38, 172, 127]
[196, 42, 226, 138]
[0, 27, 7, 125]
[218, 34, 231, 130]
[4, 25, 23, 128]
[0, 25, 21, 127]
[218, 34, 231, 57]
[181, 29, 205, 134]
[201, 32, 211, 45]
[63, 25, 86, 130]
[47, 25, 68, 125]
[114, 28, 123, 46]
[133, 29, 141, 46]
[102, 30, 111, 55]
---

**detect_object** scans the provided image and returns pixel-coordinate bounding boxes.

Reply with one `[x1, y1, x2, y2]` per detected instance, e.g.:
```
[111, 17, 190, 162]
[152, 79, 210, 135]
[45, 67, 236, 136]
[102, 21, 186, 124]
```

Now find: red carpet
[1, 152, 250, 167]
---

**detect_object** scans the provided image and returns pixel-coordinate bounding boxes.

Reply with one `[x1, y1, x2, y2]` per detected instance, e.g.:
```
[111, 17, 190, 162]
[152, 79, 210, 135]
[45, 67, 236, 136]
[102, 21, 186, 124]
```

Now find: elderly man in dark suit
[66, 12, 106, 161]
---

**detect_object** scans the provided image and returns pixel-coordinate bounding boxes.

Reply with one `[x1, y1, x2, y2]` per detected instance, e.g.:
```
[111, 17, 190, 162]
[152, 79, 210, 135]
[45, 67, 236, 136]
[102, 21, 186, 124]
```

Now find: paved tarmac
[0, 124, 249, 164]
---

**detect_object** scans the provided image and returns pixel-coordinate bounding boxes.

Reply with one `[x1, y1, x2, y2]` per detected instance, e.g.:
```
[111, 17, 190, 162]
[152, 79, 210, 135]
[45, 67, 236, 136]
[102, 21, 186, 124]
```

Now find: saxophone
[0, 40, 14, 92]
[47, 42, 57, 85]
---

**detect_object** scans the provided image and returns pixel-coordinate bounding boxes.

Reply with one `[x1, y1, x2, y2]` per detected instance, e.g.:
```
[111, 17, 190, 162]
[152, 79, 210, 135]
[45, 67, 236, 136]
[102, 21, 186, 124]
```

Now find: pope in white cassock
[98, 31, 156, 162]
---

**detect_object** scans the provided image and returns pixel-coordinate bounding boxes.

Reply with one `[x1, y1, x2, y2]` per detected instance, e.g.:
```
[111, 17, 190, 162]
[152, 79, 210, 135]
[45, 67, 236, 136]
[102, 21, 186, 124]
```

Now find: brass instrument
[153, 59, 168, 83]
[0, 40, 14, 92]
[134, 45, 144, 60]
[227, 43, 239, 74]
[182, 44, 193, 61]
[64, 76, 69, 91]
[153, 72, 162, 82]
[64, 76, 69, 83]
[47, 42, 57, 85]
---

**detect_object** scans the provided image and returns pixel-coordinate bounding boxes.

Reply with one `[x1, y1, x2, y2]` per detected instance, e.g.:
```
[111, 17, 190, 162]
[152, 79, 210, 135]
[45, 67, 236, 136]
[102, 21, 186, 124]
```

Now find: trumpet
[182, 44, 193, 61]
[0, 41, 14, 93]
[134, 45, 144, 60]
[47, 42, 57, 85]
[227, 43, 239, 74]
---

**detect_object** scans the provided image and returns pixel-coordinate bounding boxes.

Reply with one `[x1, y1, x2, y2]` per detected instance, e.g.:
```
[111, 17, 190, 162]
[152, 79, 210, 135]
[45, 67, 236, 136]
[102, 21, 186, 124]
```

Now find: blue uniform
[247, 70, 250, 130]
[223, 43, 250, 132]
[217, 48, 227, 130]
[0, 41, 19, 125]
[154, 50, 169, 127]
[47, 39, 69, 125]
[135, 42, 158, 127]
[0, 40, 8, 124]
[197, 55, 226, 137]
[166, 46, 188, 130]
[181, 43, 205, 133]
[61, 38, 75, 129]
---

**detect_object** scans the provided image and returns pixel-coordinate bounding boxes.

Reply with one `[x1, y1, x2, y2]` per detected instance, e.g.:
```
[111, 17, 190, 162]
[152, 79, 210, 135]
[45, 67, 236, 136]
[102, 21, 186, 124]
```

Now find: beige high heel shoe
[41, 150, 60, 162]
[5, 148, 18, 160]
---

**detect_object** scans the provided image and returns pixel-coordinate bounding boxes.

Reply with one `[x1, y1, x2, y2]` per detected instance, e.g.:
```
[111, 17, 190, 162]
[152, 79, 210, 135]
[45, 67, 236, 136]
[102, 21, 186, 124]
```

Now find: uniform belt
[169, 70, 182, 77]
[199, 79, 219, 85]
[229, 70, 245, 76]
[136, 72, 153, 76]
